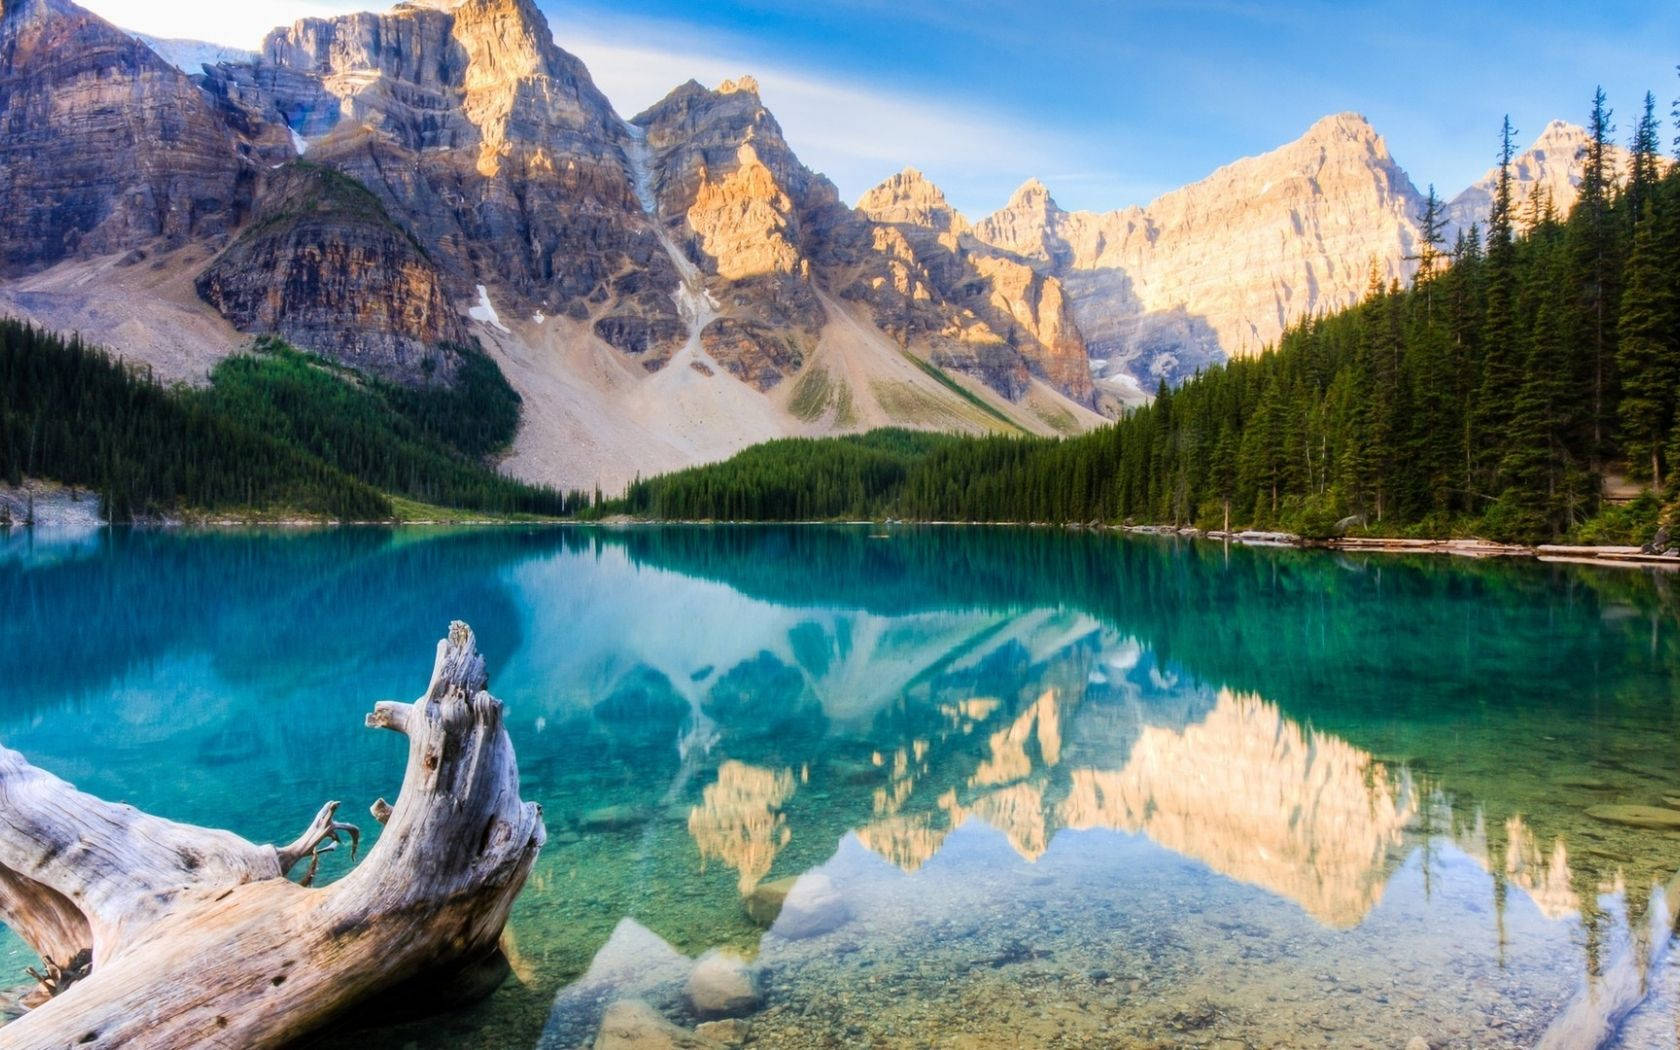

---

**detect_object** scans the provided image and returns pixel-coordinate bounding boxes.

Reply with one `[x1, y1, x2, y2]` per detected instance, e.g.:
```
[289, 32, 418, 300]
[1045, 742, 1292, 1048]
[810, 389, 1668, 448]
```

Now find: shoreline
[575, 517, 1680, 570]
[6, 502, 1675, 570]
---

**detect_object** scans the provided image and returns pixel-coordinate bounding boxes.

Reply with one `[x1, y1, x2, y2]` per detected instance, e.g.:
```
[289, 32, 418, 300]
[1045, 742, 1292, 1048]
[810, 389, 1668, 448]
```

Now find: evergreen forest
[610, 90, 1680, 544]
[0, 323, 580, 522]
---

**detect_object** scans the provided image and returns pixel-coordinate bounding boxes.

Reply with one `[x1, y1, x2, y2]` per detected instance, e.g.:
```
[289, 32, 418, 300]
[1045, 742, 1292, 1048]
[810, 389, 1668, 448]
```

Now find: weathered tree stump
[0, 621, 545, 1049]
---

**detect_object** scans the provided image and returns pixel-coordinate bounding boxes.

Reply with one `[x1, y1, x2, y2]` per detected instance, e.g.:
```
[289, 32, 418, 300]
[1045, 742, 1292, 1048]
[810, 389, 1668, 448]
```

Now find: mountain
[973, 113, 1429, 395]
[0, 0, 1106, 492]
[0, 0, 252, 274]
[0, 0, 1616, 495]
[1446, 119, 1646, 235]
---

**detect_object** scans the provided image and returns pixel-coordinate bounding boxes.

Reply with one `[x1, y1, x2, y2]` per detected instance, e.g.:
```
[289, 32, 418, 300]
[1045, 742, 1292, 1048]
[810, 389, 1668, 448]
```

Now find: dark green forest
[0, 323, 578, 521]
[611, 91, 1680, 543]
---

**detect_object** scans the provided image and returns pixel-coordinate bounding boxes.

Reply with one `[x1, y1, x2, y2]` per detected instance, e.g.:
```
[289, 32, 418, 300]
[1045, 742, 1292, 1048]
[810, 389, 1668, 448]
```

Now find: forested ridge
[612, 90, 1680, 544]
[0, 323, 578, 521]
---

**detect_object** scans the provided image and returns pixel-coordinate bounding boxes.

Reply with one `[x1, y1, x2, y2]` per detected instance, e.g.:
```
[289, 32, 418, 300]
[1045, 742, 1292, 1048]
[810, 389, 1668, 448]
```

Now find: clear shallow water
[3, 525, 1680, 1048]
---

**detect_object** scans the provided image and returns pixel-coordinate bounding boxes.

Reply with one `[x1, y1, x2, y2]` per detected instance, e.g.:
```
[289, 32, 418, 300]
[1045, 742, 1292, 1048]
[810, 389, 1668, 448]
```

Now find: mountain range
[0, 0, 1642, 492]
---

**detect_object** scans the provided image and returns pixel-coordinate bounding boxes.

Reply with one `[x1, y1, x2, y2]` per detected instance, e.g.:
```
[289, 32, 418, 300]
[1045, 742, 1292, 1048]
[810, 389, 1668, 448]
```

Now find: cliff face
[846, 168, 1095, 404]
[628, 80, 1094, 403]
[0, 0, 253, 274]
[627, 77, 829, 390]
[213, 0, 664, 318]
[195, 163, 469, 383]
[975, 114, 1426, 390]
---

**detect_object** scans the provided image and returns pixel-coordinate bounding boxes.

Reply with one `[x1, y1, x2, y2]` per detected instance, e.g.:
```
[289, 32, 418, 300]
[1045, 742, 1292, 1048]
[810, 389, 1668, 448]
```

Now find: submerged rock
[694, 1019, 750, 1045]
[594, 999, 720, 1050]
[684, 953, 758, 1018]
[770, 873, 851, 940]
[1584, 805, 1680, 830]
[743, 875, 798, 927]
[1552, 774, 1614, 790]
[579, 804, 650, 831]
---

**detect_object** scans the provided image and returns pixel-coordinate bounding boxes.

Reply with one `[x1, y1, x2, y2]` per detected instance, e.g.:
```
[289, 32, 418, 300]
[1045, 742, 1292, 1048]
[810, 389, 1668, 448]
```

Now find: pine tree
[1567, 88, 1621, 471]
[1616, 204, 1680, 487]
[1629, 92, 1663, 225]
[1501, 248, 1572, 538]
[1414, 184, 1448, 299]
[1476, 117, 1522, 494]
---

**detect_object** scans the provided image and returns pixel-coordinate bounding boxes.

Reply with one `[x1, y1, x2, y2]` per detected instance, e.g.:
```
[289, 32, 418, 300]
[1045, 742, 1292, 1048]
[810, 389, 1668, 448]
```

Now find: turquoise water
[3, 525, 1680, 1048]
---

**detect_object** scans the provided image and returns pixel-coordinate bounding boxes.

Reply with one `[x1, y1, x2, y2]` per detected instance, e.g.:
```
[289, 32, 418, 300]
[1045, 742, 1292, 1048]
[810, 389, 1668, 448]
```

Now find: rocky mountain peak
[972, 178, 1070, 268]
[1302, 110, 1379, 143]
[856, 168, 966, 235]
[0, 0, 251, 275]
[718, 75, 759, 96]
[1008, 177, 1057, 210]
[1444, 119, 1634, 236]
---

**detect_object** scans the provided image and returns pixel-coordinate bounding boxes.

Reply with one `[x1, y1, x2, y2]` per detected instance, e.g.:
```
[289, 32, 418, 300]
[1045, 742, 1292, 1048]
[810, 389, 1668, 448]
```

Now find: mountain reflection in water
[2, 525, 1679, 1048]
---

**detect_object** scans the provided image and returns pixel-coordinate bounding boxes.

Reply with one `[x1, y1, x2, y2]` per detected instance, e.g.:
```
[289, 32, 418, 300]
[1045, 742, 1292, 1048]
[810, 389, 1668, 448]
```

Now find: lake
[2, 525, 1679, 1048]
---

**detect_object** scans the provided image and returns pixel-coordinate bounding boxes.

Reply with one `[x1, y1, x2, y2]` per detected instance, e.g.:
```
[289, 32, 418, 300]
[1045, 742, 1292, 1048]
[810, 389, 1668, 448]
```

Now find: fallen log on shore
[0, 621, 545, 1049]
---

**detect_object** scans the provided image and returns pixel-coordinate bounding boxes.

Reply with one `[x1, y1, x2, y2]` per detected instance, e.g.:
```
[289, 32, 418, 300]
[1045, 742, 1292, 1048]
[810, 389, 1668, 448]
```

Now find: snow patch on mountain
[469, 285, 509, 333]
[133, 34, 255, 75]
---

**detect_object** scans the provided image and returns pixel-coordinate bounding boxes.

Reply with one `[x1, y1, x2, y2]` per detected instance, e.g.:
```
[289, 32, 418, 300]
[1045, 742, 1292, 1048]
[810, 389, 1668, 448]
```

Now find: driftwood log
[0, 621, 545, 1049]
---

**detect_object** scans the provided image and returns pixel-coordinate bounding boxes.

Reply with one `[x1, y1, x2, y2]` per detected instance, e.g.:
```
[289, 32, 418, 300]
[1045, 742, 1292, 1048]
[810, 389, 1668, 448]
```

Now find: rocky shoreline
[1123, 524, 1680, 568]
[7, 494, 1676, 571]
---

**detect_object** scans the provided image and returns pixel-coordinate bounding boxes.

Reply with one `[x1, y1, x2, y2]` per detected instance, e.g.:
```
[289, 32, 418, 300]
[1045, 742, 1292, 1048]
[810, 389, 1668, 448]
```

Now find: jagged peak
[718, 75, 759, 96]
[857, 167, 965, 232]
[1303, 111, 1379, 141]
[1529, 119, 1589, 149]
[1006, 177, 1058, 212]
[633, 77, 754, 127]
[865, 167, 947, 200]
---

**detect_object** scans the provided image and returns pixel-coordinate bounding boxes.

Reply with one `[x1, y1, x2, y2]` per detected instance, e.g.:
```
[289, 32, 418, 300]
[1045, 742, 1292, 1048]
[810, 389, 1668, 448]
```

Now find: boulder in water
[685, 952, 758, 1018]
[771, 872, 851, 939]
[594, 1000, 721, 1050]
[1585, 804, 1680, 829]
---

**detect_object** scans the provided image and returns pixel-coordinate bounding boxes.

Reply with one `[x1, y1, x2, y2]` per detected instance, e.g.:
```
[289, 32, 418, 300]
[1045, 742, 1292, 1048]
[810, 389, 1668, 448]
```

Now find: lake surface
[3, 525, 1680, 1048]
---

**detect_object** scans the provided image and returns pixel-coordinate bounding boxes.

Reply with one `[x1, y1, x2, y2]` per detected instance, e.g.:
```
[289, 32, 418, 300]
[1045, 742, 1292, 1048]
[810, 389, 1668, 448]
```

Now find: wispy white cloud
[559, 34, 1079, 215]
[75, 0, 1093, 217]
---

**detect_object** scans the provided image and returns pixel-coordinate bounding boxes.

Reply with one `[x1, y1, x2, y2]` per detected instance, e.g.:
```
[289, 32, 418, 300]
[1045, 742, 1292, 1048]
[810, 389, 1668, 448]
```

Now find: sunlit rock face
[628, 76, 828, 388]
[850, 168, 1096, 405]
[975, 114, 1426, 387]
[627, 87, 1096, 404]
[635, 77, 833, 283]
[206, 0, 668, 324]
[1445, 120, 1649, 237]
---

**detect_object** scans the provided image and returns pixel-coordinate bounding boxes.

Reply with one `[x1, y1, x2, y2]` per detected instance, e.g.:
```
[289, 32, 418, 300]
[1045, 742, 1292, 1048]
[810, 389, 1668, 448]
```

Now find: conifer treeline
[0, 323, 579, 521]
[615, 89, 1680, 543]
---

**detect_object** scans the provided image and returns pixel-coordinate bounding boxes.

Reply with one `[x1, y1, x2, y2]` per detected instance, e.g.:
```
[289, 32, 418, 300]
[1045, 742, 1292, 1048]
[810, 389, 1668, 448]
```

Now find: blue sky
[84, 0, 1680, 216]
